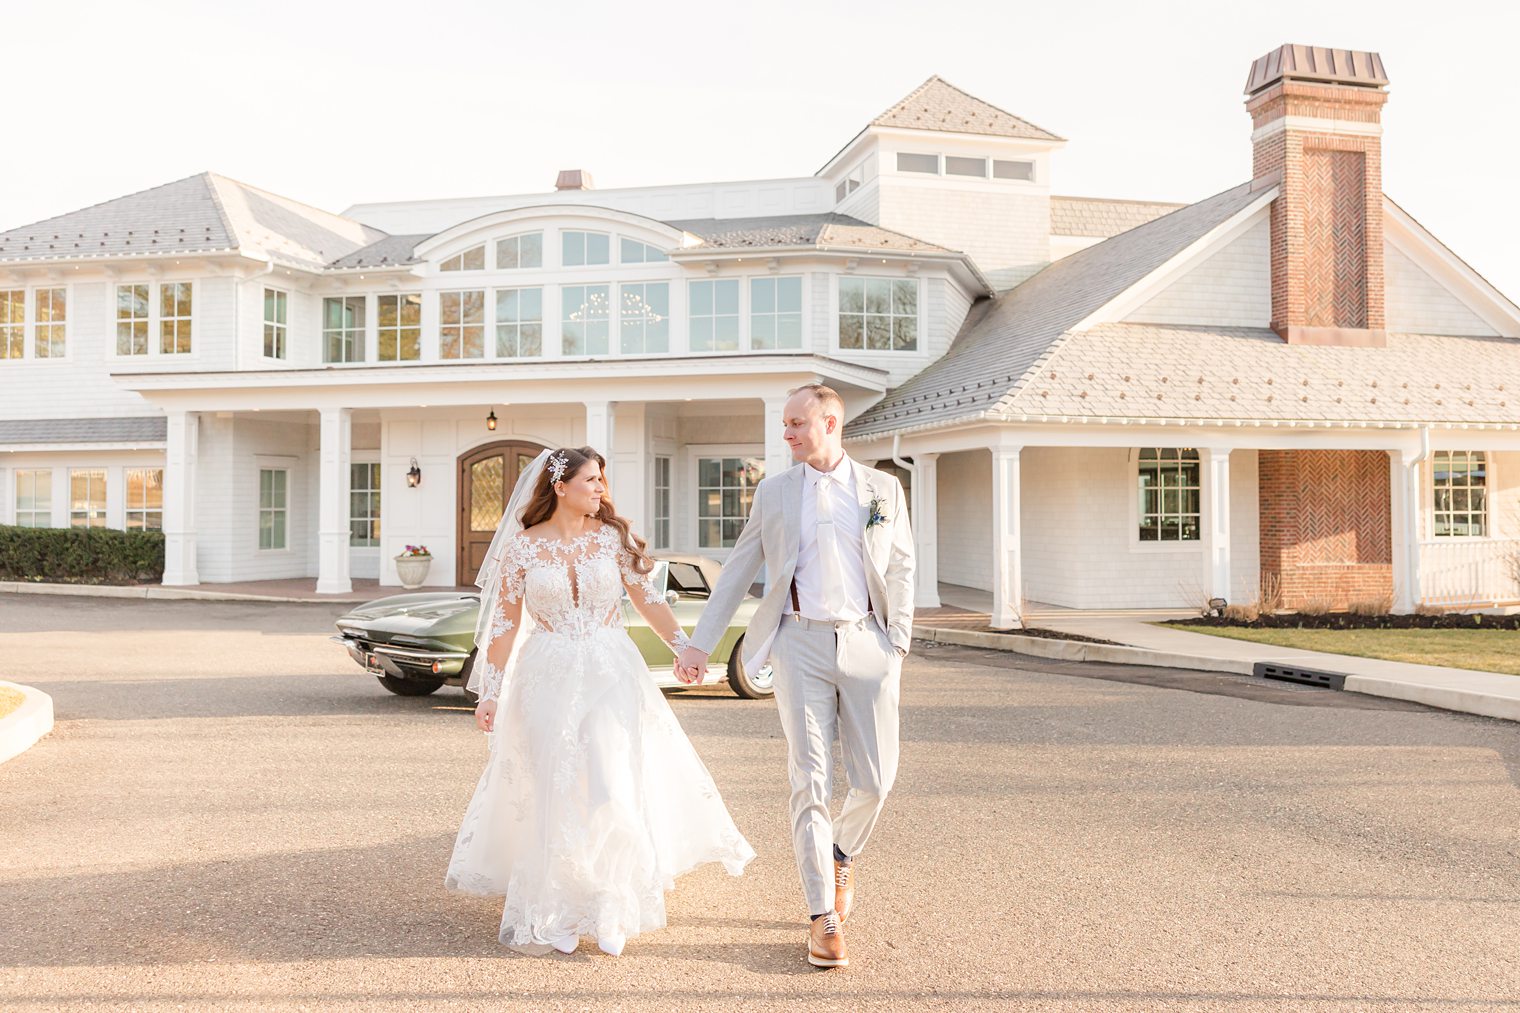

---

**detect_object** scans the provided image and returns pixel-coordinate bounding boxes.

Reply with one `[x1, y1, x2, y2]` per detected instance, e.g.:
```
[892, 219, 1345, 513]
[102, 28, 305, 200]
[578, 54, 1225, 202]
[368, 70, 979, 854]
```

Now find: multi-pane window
[620, 282, 669, 354]
[495, 287, 543, 357]
[1432, 451, 1488, 537]
[34, 288, 65, 358]
[697, 456, 764, 549]
[69, 469, 106, 528]
[440, 245, 485, 272]
[323, 296, 367, 363]
[834, 163, 865, 203]
[897, 152, 939, 174]
[495, 232, 543, 270]
[377, 293, 422, 362]
[838, 278, 917, 351]
[116, 284, 150, 355]
[689, 279, 739, 351]
[0, 289, 22, 359]
[620, 238, 668, 263]
[562, 230, 610, 267]
[440, 290, 486, 359]
[1137, 448, 1200, 542]
[751, 277, 802, 350]
[653, 455, 671, 549]
[263, 288, 287, 359]
[350, 462, 380, 547]
[159, 282, 192, 354]
[259, 469, 288, 550]
[562, 284, 610, 355]
[14, 469, 51, 527]
[125, 468, 164, 531]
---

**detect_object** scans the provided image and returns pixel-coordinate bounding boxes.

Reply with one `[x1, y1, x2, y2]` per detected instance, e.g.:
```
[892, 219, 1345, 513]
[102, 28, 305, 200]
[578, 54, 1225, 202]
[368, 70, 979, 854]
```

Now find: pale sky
[4, 0, 1517, 300]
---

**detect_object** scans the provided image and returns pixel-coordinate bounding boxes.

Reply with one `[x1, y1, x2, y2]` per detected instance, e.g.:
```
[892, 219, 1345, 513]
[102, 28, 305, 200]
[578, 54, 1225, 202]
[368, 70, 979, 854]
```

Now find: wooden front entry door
[457, 441, 545, 586]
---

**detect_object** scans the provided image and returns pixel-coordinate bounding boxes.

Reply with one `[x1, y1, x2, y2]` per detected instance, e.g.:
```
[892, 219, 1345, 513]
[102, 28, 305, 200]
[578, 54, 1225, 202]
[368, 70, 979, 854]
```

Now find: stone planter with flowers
[394, 545, 433, 589]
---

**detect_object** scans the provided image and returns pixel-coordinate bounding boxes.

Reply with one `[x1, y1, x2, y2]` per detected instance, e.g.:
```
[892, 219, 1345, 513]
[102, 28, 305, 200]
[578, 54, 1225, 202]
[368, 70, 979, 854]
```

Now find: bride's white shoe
[551, 934, 578, 954]
[597, 933, 625, 957]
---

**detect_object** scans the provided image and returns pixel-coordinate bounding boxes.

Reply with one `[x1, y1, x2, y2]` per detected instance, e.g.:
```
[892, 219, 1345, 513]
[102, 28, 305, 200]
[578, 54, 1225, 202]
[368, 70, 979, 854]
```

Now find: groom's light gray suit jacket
[691, 458, 916, 671]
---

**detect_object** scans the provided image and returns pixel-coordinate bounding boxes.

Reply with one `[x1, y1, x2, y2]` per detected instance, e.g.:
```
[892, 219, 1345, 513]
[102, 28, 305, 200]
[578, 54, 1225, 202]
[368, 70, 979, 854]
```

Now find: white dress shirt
[792, 454, 871, 621]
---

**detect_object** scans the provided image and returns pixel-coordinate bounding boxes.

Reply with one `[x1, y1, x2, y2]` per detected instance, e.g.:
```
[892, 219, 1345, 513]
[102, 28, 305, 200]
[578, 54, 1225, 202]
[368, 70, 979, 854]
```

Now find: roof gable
[871, 76, 1063, 142]
[0, 173, 234, 262]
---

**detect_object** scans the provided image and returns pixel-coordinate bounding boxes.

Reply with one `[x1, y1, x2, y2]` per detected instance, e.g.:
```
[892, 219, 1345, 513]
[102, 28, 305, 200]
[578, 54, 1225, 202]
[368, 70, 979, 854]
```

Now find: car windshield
[619, 560, 711, 601]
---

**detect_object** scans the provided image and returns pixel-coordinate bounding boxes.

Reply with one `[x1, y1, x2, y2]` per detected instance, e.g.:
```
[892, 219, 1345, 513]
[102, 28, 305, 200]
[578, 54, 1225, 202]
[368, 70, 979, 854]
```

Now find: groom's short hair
[788, 382, 844, 419]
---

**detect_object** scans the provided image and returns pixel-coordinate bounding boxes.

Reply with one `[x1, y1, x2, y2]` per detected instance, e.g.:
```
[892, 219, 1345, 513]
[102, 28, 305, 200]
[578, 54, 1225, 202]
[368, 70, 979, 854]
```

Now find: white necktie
[815, 474, 846, 617]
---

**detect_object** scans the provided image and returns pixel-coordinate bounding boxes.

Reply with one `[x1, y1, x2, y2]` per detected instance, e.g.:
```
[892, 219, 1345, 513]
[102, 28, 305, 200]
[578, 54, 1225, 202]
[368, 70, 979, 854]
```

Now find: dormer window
[834, 164, 866, 203]
[440, 245, 485, 272]
[897, 153, 939, 174]
[495, 232, 543, 270]
[562, 230, 610, 267]
[945, 156, 986, 178]
[993, 159, 1035, 181]
[620, 238, 668, 264]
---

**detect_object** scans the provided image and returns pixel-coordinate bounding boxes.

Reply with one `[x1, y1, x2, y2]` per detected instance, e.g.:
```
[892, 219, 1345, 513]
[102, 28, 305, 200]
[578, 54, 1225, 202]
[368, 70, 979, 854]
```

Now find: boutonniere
[866, 496, 889, 530]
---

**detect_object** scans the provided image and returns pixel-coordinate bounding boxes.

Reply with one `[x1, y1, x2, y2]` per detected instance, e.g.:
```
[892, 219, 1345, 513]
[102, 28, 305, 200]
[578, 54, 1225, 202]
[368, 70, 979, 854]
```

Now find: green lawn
[1176, 626, 1520, 676]
[0, 686, 23, 721]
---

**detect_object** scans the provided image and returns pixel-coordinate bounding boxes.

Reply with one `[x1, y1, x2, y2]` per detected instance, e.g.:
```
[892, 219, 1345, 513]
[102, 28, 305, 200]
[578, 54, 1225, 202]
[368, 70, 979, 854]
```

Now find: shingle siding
[1385, 243, 1498, 337]
[1126, 217, 1271, 328]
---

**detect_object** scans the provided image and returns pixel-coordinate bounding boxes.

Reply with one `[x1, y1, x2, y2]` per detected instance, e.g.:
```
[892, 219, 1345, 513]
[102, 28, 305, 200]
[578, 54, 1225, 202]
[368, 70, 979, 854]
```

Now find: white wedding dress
[445, 524, 754, 954]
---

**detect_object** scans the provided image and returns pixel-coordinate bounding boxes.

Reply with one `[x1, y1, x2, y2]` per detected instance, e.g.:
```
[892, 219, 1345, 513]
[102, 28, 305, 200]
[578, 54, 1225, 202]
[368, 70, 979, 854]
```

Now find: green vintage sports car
[331, 554, 773, 701]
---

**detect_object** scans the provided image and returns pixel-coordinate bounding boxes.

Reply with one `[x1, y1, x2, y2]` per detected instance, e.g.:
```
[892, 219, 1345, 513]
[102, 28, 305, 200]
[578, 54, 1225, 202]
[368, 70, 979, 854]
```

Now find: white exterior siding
[194, 415, 316, 583]
[876, 181, 1049, 292]
[1385, 243, 1499, 337]
[1126, 218, 1271, 328]
[935, 450, 993, 591]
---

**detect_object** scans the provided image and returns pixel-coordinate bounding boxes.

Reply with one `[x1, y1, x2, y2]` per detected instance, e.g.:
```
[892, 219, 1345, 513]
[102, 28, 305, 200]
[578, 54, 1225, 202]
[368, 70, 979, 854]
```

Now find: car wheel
[376, 674, 445, 696]
[459, 651, 480, 705]
[727, 636, 775, 699]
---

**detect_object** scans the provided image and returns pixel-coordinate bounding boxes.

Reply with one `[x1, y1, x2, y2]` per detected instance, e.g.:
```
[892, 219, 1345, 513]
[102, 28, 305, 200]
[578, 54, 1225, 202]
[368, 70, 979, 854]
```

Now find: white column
[584, 400, 614, 460]
[162, 411, 200, 586]
[763, 395, 791, 479]
[912, 452, 941, 608]
[990, 446, 1023, 630]
[316, 407, 353, 595]
[1392, 450, 1422, 613]
[1204, 448, 1233, 603]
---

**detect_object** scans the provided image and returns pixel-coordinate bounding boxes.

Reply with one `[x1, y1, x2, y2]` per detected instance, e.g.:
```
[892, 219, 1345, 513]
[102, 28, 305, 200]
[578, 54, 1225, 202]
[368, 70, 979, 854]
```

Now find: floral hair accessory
[548, 450, 570, 484]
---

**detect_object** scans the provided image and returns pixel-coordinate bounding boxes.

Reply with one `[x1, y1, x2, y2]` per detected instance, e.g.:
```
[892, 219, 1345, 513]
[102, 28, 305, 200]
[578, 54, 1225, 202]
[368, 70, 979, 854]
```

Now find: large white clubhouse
[3, 46, 1519, 624]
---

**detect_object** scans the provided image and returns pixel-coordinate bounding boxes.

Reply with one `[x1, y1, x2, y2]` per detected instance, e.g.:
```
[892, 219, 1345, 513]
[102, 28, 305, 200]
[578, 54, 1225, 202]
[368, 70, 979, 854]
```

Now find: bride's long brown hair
[518, 446, 654, 574]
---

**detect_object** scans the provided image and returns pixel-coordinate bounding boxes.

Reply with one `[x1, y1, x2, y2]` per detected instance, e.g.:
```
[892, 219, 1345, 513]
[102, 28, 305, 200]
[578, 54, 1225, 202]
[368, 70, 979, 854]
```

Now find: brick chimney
[1246, 45, 1388, 346]
[555, 169, 594, 191]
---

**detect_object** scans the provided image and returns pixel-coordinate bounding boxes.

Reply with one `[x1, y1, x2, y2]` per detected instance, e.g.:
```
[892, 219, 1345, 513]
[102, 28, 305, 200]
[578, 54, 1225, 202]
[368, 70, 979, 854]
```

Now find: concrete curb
[0, 680, 54, 766]
[916, 625, 1519, 723]
[0, 581, 341, 604]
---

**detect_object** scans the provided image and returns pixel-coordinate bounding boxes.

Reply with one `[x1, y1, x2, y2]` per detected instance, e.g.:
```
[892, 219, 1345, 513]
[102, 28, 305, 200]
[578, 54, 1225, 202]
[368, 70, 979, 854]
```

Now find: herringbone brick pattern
[1303, 150, 1368, 328]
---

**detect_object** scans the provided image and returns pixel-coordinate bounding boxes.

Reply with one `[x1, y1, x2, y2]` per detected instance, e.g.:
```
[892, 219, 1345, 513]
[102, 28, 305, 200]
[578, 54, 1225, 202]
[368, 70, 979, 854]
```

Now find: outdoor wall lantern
[406, 458, 422, 487]
[486, 409, 498, 431]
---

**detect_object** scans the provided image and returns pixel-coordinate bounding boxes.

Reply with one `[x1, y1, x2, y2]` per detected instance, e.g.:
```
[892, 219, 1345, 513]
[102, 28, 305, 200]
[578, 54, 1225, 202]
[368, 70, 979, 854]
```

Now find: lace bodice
[475, 525, 672, 703]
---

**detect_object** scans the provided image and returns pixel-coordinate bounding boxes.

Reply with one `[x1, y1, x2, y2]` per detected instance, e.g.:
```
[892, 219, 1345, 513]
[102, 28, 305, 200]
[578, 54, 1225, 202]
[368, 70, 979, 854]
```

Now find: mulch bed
[1170, 613, 1520, 631]
[984, 626, 1124, 646]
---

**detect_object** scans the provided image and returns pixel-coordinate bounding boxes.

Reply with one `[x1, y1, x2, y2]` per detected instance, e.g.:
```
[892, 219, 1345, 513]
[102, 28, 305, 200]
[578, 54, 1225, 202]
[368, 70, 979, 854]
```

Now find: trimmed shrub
[0, 525, 164, 584]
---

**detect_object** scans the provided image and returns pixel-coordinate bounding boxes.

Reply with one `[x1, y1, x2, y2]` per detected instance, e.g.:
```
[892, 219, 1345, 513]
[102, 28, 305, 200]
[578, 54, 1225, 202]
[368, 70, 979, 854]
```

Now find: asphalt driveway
[2, 594, 1518, 1011]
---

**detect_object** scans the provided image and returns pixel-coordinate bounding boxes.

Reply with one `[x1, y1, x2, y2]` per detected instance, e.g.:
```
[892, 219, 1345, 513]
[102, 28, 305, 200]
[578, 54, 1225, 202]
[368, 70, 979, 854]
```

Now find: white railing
[1419, 539, 1520, 607]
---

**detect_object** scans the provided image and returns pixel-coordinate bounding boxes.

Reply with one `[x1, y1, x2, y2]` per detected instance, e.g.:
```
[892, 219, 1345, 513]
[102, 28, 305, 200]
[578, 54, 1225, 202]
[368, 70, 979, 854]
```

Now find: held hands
[674, 645, 709, 685]
[475, 699, 498, 733]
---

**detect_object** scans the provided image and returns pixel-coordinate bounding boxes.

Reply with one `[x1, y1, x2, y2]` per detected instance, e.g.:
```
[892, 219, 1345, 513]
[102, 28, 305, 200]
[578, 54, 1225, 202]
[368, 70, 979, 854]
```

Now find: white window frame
[652, 454, 672, 550]
[159, 281, 193, 355]
[834, 276, 920, 353]
[68, 468, 107, 529]
[376, 292, 422, 362]
[689, 278, 740, 353]
[494, 286, 543, 358]
[686, 445, 766, 556]
[0, 287, 23, 360]
[349, 459, 381, 548]
[749, 275, 804, 351]
[14, 468, 52, 527]
[561, 230, 611, 268]
[323, 294, 368, 364]
[561, 283, 611, 355]
[258, 466, 290, 552]
[125, 467, 164, 531]
[619, 237, 668, 264]
[618, 281, 670, 355]
[33, 286, 67, 359]
[110, 281, 196, 361]
[438, 289, 486, 360]
[439, 244, 486, 272]
[494, 231, 543, 271]
[896, 152, 940, 174]
[262, 287, 288, 361]
[1129, 448, 1203, 551]
[1429, 450, 1492, 540]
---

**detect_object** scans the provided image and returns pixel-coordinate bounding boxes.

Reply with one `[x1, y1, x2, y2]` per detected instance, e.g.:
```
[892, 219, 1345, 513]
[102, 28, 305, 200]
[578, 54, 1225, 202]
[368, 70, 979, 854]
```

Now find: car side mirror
[665, 590, 680, 607]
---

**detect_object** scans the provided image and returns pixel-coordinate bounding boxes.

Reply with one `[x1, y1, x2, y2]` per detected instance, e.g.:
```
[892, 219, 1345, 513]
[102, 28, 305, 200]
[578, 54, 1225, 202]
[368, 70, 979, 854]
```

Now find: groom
[678, 382, 915, 969]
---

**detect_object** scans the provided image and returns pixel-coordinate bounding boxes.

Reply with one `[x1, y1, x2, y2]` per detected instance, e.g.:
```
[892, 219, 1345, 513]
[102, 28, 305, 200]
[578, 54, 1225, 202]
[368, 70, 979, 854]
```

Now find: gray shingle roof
[0, 173, 389, 270]
[1003, 324, 1520, 425]
[668, 214, 955, 255]
[1050, 196, 1187, 238]
[328, 234, 430, 269]
[847, 182, 1269, 438]
[872, 76, 1063, 142]
[0, 416, 168, 445]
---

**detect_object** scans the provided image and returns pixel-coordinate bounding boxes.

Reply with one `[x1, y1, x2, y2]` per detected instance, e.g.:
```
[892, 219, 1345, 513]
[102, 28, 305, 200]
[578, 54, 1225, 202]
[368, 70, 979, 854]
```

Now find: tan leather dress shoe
[807, 911, 848, 968]
[835, 860, 855, 922]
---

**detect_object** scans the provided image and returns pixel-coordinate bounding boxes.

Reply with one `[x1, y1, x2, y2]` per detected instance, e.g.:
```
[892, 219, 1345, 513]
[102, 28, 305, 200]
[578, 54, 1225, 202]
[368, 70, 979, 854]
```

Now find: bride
[446, 446, 754, 956]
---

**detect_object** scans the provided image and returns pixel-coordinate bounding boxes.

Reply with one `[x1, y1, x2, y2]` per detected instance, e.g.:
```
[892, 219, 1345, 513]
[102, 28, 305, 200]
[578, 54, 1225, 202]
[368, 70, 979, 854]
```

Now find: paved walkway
[926, 584, 1520, 722]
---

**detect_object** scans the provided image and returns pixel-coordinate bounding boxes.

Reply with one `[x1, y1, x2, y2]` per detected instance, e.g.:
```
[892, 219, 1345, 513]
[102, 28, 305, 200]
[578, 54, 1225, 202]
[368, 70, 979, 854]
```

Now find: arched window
[440, 245, 485, 272]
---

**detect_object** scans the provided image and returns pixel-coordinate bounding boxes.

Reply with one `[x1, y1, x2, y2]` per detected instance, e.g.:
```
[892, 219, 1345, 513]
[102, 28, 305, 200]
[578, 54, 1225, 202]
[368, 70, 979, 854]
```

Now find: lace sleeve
[616, 541, 664, 605]
[478, 543, 526, 704]
[502, 536, 529, 605]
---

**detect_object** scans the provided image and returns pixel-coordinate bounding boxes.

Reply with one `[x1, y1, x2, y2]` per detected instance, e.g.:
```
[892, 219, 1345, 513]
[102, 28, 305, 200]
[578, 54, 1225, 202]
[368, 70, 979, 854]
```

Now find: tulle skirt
[445, 626, 755, 954]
